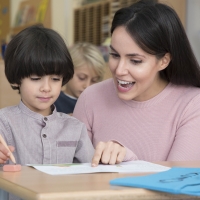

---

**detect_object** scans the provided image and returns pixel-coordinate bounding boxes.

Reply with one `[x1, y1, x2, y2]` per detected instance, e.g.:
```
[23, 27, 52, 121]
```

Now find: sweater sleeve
[73, 92, 93, 140]
[73, 124, 94, 163]
[167, 94, 200, 161]
[74, 91, 138, 162]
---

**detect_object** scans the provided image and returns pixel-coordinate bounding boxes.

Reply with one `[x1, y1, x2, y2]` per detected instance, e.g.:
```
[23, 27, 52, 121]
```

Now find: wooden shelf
[74, 0, 138, 45]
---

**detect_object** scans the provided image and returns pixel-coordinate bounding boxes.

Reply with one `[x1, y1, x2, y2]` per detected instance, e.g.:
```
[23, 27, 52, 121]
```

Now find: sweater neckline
[111, 80, 174, 108]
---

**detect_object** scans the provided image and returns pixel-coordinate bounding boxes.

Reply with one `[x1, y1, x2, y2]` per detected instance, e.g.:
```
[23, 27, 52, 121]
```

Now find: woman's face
[109, 26, 170, 101]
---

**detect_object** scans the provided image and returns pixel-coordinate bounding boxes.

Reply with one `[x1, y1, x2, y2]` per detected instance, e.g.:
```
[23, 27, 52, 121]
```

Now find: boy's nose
[41, 80, 51, 92]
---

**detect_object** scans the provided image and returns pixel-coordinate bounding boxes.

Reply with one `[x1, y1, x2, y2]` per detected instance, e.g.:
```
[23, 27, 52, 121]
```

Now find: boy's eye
[52, 77, 61, 81]
[92, 77, 100, 83]
[30, 77, 40, 81]
[78, 76, 86, 81]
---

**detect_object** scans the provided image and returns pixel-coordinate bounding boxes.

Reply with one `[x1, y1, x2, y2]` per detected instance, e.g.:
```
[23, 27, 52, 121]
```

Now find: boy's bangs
[21, 47, 68, 78]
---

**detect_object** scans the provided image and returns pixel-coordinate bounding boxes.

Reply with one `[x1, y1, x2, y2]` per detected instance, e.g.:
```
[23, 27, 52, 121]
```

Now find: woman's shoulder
[84, 78, 114, 94]
[170, 84, 200, 97]
[168, 84, 200, 106]
[77, 78, 117, 107]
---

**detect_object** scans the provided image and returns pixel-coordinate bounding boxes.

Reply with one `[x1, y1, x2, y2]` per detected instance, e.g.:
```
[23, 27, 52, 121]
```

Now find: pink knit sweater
[73, 79, 200, 161]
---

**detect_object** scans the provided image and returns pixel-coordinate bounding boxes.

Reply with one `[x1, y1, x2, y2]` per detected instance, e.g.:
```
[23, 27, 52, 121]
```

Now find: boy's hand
[0, 143, 15, 164]
[91, 141, 126, 167]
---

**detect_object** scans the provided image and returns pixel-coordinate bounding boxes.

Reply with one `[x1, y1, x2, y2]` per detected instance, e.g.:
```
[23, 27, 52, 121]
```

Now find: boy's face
[19, 75, 63, 116]
[65, 64, 100, 98]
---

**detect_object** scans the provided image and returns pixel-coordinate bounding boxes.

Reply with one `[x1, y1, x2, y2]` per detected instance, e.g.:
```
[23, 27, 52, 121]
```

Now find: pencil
[0, 134, 16, 164]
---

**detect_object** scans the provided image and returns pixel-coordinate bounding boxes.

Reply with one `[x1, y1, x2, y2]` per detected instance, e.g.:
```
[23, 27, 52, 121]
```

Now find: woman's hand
[92, 141, 126, 166]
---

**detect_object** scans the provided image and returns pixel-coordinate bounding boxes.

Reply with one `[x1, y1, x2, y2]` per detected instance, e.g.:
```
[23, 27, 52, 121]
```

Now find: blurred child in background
[55, 42, 106, 114]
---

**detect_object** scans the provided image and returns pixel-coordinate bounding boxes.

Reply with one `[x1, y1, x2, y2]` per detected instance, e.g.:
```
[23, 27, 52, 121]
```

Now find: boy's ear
[10, 83, 19, 87]
[10, 83, 19, 90]
[159, 53, 171, 71]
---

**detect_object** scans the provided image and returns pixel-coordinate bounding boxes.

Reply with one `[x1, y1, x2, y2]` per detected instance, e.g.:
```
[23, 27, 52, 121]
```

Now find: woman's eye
[131, 60, 142, 64]
[109, 53, 119, 58]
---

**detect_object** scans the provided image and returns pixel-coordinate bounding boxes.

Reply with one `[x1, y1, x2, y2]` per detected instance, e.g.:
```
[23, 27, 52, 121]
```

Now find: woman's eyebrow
[110, 45, 145, 58]
[110, 45, 117, 53]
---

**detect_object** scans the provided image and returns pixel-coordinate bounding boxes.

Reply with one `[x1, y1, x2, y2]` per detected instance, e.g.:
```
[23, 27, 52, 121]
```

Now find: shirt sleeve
[73, 124, 94, 163]
[167, 94, 200, 161]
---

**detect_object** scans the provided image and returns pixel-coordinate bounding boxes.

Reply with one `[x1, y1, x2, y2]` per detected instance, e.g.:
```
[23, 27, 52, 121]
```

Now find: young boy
[0, 25, 94, 167]
[0, 25, 96, 200]
[55, 42, 106, 114]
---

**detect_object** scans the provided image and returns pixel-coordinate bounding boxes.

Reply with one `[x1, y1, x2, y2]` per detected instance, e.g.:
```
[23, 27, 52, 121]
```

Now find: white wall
[186, 0, 200, 65]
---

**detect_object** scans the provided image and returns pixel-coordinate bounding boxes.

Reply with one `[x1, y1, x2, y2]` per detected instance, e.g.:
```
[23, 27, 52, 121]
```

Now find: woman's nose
[115, 59, 128, 76]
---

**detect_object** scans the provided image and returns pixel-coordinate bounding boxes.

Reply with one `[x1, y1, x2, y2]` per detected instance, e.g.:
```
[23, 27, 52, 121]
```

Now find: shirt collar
[18, 101, 57, 121]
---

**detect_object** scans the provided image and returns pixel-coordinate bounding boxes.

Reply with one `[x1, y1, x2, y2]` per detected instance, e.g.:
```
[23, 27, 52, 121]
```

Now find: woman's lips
[117, 82, 134, 92]
[117, 79, 135, 93]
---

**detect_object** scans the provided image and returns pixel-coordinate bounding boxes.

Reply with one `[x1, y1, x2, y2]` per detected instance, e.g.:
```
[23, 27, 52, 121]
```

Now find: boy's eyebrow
[109, 45, 145, 58]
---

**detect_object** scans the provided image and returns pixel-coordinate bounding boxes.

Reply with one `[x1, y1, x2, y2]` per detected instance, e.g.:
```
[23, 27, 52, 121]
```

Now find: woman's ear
[159, 53, 171, 71]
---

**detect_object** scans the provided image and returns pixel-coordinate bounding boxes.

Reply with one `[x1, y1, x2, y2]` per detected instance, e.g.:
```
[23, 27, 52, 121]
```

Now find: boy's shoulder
[0, 105, 19, 115]
[56, 112, 84, 126]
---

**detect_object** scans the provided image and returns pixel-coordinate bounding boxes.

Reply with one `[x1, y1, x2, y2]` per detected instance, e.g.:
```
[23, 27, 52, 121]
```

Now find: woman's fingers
[92, 141, 126, 166]
[91, 142, 105, 166]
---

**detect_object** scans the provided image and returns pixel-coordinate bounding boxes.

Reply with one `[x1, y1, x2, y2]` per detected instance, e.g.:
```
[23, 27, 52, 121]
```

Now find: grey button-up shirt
[0, 101, 94, 165]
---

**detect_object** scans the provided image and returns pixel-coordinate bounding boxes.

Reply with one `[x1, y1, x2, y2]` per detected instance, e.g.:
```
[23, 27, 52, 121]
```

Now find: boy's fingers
[8, 146, 15, 153]
[0, 151, 9, 163]
[0, 144, 9, 156]
[91, 142, 105, 167]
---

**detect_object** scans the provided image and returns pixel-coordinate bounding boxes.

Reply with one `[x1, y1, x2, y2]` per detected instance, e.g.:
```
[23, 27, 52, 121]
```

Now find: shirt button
[44, 117, 48, 121]
[42, 134, 47, 138]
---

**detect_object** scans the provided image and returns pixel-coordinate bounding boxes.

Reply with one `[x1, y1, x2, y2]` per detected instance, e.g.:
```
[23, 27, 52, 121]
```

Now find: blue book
[110, 167, 200, 196]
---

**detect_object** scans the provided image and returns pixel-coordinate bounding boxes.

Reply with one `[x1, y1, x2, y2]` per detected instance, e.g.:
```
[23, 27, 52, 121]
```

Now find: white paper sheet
[27, 161, 170, 175]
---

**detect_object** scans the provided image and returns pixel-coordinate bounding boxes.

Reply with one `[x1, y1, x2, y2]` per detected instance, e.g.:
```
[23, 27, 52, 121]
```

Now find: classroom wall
[10, 0, 76, 46]
[10, 0, 200, 64]
[186, 0, 200, 65]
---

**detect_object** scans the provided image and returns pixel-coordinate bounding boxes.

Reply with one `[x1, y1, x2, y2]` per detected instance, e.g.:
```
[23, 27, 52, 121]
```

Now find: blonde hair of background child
[70, 42, 106, 81]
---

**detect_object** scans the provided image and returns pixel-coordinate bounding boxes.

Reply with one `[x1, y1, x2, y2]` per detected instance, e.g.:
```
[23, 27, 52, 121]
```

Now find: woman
[73, 0, 200, 166]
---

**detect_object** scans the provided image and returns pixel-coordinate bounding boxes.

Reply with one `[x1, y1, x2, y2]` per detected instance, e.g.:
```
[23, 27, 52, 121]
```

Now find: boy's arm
[73, 124, 94, 163]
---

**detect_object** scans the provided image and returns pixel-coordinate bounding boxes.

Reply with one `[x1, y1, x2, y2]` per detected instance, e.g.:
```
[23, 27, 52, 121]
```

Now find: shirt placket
[41, 117, 51, 164]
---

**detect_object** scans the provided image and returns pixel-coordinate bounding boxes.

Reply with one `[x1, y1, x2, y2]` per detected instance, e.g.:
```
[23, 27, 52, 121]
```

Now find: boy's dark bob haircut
[4, 24, 74, 90]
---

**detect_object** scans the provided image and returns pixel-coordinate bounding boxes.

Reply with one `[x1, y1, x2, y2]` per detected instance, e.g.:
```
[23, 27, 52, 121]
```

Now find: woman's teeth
[118, 80, 134, 88]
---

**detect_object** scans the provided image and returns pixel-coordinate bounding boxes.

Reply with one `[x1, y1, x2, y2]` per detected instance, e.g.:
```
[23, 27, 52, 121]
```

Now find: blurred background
[0, 0, 200, 108]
